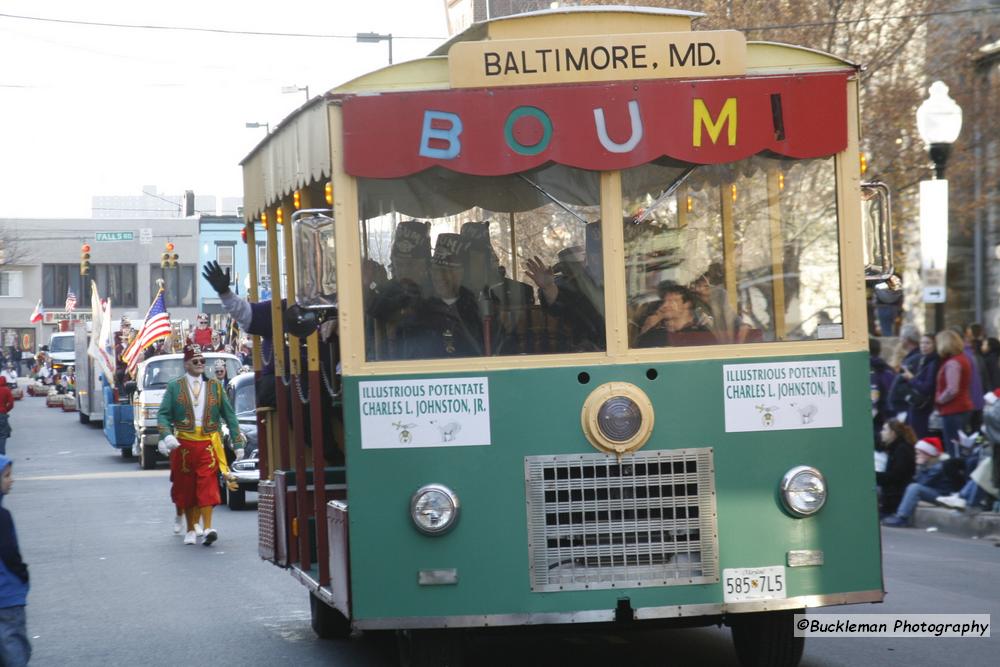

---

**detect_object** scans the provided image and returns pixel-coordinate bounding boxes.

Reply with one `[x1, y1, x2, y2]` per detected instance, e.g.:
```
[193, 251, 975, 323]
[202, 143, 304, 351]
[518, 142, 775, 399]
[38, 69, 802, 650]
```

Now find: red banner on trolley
[341, 72, 850, 178]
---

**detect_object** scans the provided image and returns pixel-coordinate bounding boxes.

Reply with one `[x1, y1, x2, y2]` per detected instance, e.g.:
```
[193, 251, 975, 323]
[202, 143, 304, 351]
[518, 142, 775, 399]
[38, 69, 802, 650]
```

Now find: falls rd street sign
[95, 232, 134, 242]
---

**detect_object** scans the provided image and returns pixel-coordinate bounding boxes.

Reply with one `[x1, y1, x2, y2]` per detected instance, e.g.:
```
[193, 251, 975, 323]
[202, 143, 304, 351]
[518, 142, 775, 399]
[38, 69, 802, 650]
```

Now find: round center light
[597, 396, 642, 442]
[581, 382, 654, 456]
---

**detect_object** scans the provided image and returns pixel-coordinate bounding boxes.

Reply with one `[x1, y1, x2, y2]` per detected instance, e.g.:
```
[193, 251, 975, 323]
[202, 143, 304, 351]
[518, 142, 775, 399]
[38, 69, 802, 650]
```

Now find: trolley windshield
[358, 154, 841, 362]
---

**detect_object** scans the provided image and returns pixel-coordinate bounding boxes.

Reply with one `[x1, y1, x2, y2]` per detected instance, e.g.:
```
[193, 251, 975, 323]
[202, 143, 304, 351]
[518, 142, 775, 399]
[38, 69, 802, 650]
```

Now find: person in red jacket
[0, 377, 13, 456]
[935, 330, 974, 458]
[189, 313, 214, 348]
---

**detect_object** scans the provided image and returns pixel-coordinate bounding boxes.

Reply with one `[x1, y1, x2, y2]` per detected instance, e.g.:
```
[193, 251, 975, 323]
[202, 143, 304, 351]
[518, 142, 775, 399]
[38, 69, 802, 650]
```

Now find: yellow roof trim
[331, 57, 450, 94]
[747, 41, 858, 74]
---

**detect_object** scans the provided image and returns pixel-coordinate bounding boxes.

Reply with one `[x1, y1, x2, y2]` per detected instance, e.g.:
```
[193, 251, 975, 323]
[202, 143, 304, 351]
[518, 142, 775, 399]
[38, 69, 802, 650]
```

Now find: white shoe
[194, 522, 204, 537]
[202, 528, 218, 546]
[936, 494, 966, 510]
[173, 516, 183, 535]
[183, 531, 197, 545]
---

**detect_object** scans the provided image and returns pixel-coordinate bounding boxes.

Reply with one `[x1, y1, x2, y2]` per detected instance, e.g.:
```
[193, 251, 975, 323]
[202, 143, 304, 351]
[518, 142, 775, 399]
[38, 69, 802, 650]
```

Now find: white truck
[74, 323, 103, 425]
[48, 331, 76, 376]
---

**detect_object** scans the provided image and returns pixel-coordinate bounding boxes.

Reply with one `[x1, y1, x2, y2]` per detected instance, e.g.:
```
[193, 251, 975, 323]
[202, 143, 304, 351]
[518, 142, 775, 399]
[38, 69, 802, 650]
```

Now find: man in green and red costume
[157, 343, 244, 546]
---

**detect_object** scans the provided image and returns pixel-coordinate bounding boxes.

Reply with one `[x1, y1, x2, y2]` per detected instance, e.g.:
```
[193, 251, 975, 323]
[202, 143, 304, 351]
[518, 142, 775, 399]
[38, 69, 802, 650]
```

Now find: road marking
[18, 470, 170, 481]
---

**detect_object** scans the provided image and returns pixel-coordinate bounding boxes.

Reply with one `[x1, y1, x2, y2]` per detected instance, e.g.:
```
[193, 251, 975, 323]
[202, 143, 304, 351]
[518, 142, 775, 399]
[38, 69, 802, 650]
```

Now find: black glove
[202, 261, 232, 296]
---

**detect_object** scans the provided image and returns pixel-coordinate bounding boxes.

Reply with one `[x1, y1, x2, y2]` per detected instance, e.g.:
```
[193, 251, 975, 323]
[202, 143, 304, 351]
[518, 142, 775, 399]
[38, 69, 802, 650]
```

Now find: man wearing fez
[524, 241, 606, 352]
[461, 221, 534, 354]
[410, 233, 484, 359]
[364, 220, 432, 360]
[157, 343, 244, 546]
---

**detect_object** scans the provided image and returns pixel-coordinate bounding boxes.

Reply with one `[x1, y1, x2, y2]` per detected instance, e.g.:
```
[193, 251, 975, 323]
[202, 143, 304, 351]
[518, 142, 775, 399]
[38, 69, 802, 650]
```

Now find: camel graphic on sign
[430, 420, 462, 442]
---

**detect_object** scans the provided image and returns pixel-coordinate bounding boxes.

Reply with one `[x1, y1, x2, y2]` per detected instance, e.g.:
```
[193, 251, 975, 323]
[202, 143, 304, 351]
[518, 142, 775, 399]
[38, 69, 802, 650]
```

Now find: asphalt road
[6, 394, 998, 666]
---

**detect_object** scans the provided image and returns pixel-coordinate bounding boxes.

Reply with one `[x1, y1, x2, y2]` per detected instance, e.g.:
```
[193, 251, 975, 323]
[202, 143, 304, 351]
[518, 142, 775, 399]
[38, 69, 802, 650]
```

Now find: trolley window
[359, 165, 604, 361]
[622, 155, 842, 348]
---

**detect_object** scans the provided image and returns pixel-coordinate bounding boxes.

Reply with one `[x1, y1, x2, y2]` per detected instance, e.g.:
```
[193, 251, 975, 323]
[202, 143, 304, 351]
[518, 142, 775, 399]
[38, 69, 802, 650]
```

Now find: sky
[0, 0, 449, 218]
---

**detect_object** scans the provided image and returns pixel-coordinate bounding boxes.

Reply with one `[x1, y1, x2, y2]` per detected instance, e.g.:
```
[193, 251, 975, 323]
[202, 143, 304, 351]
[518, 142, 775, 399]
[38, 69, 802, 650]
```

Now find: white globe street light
[915, 81, 963, 332]
[916, 81, 963, 178]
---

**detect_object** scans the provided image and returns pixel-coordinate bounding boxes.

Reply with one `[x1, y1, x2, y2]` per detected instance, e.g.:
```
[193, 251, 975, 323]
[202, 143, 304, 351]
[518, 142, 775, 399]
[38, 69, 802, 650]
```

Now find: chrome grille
[526, 448, 718, 592]
[258, 481, 276, 562]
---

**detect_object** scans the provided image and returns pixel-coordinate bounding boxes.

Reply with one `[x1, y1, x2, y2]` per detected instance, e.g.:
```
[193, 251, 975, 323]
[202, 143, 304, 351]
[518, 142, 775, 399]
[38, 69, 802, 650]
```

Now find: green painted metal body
[342, 350, 881, 622]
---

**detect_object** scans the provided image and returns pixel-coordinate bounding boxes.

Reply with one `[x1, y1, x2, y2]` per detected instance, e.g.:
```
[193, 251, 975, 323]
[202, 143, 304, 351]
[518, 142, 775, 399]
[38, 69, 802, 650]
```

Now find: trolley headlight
[410, 484, 459, 535]
[597, 396, 642, 442]
[581, 382, 654, 456]
[142, 405, 159, 420]
[780, 466, 827, 517]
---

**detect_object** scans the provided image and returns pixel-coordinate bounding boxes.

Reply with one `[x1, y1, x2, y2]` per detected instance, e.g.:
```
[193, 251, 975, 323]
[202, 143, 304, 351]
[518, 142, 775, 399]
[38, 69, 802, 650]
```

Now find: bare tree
[0, 223, 33, 267]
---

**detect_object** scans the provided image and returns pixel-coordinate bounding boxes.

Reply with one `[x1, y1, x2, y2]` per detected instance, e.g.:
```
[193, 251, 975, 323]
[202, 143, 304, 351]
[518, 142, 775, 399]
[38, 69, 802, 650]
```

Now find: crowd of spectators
[875, 322, 1000, 526]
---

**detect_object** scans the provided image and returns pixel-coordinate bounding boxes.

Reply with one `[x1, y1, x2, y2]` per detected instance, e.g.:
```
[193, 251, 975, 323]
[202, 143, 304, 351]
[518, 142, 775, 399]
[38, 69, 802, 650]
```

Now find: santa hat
[914, 437, 943, 457]
[984, 389, 1000, 406]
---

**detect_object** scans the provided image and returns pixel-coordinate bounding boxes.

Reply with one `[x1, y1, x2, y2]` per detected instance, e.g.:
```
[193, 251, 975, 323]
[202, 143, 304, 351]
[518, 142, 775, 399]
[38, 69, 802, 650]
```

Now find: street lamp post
[356, 32, 393, 65]
[916, 81, 963, 334]
[281, 85, 310, 102]
[245, 121, 270, 133]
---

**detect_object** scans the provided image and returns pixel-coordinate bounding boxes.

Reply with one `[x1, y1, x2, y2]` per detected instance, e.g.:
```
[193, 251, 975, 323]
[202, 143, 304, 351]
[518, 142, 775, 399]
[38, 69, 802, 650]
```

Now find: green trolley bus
[240, 6, 891, 665]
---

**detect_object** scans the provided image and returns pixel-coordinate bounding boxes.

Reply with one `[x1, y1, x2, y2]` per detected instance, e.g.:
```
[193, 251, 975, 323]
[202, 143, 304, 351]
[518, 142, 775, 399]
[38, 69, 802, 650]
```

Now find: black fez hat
[460, 221, 492, 249]
[391, 220, 431, 260]
[432, 233, 469, 268]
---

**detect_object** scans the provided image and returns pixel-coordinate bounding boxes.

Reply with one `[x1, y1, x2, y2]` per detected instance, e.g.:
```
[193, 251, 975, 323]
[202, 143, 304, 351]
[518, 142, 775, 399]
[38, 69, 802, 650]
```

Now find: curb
[913, 506, 1000, 540]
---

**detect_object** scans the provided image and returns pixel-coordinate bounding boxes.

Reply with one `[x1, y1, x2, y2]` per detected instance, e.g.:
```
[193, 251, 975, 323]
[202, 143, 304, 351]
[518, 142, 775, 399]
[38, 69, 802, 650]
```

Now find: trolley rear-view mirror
[861, 181, 893, 281]
[291, 209, 337, 311]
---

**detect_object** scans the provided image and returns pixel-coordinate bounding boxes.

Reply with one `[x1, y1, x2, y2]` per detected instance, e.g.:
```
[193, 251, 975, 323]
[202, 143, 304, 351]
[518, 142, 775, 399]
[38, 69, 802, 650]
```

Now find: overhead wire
[0, 11, 446, 40]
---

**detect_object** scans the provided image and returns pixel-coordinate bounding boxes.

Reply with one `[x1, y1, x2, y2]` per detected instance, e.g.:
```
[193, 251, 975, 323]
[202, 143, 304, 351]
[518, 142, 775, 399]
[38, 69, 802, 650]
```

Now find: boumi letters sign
[449, 31, 746, 88]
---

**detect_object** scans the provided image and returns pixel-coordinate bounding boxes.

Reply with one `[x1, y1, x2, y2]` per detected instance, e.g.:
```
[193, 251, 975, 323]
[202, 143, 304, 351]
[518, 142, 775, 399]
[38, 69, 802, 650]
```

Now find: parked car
[219, 371, 259, 510]
[126, 352, 242, 469]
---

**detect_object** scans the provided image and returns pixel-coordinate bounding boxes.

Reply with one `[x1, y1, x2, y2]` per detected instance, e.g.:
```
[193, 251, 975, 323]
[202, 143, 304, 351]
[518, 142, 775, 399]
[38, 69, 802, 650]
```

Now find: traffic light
[80, 243, 91, 276]
[161, 242, 178, 269]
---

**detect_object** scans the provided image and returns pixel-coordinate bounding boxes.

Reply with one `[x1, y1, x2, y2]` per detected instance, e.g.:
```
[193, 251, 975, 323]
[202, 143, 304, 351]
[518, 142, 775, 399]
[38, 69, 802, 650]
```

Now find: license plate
[722, 566, 787, 603]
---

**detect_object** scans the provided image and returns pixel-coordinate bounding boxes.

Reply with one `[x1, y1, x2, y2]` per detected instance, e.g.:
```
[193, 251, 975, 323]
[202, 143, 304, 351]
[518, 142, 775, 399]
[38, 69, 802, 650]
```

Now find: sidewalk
[913, 505, 1000, 540]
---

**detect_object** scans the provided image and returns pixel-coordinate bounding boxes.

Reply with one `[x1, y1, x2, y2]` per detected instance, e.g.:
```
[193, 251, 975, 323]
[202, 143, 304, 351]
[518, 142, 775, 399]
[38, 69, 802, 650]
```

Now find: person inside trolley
[406, 233, 483, 359]
[634, 281, 711, 348]
[688, 264, 750, 344]
[363, 219, 433, 360]
[524, 244, 605, 352]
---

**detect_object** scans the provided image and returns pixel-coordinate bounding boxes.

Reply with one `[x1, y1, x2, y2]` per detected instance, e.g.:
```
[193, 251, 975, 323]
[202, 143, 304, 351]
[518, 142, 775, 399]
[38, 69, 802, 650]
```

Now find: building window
[0, 271, 23, 298]
[42, 264, 137, 308]
[149, 265, 197, 307]
[256, 242, 268, 278]
[216, 242, 235, 284]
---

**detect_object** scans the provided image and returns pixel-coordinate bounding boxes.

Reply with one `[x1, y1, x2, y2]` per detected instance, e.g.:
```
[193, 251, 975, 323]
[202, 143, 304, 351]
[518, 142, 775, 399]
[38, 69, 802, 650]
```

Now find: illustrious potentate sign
[359, 377, 491, 449]
[723, 360, 843, 433]
[449, 31, 746, 88]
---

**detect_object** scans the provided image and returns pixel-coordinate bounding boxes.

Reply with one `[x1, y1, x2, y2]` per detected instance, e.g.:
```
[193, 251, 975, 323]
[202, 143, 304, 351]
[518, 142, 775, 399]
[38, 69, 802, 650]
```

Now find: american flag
[65, 287, 77, 313]
[122, 288, 171, 374]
